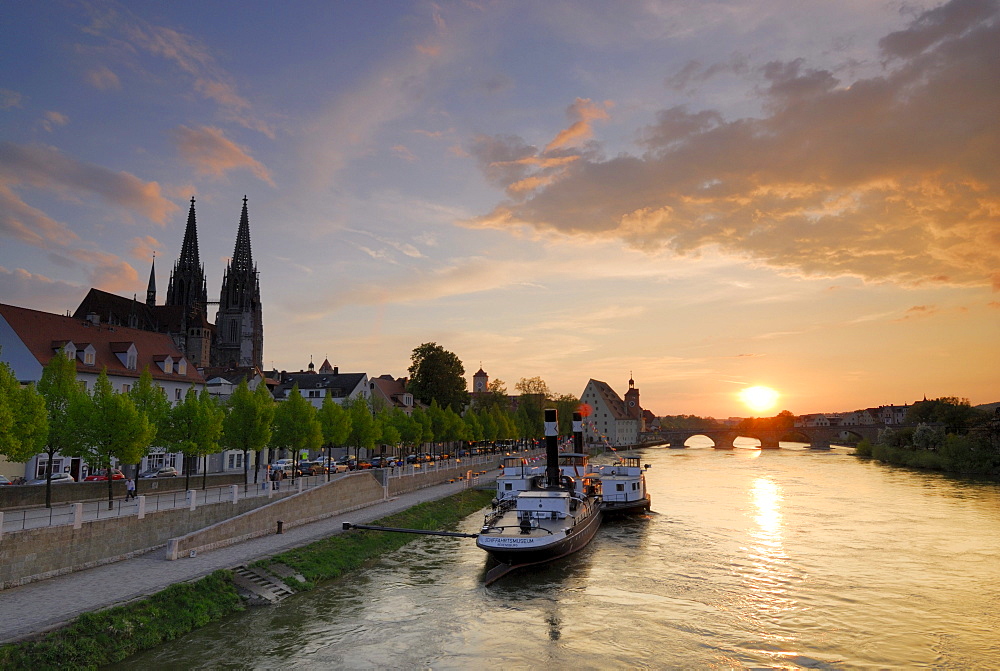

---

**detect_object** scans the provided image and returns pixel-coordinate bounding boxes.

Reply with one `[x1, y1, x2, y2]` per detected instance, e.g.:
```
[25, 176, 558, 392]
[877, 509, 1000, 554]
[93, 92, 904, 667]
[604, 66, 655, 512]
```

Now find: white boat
[588, 455, 651, 515]
[477, 412, 603, 580]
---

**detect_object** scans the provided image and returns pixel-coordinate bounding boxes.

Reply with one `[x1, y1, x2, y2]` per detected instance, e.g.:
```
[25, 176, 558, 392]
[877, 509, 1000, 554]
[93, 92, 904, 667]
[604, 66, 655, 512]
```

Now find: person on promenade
[125, 478, 136, 501]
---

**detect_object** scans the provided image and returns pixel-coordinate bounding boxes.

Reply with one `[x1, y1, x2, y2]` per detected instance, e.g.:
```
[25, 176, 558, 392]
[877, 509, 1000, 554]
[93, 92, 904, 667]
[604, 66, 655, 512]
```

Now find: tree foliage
[168, 387, 224, 490]
[346, 396, 377, 455]
[0, 360, 48, 464]
[37, 350, 85, 506]
[906, 397, 987, 430]
[222, 379, 275, 484]
[406, 342, 468, 411]
[273, 385, 322, 461]
[70, 369, 154, 507]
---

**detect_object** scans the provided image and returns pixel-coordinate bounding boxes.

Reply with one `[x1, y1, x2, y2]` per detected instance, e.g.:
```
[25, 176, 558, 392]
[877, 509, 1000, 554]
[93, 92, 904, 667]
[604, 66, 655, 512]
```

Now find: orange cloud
[544, 98, 611, 153]
[171, 125, 274, 186]
[466, 0, 1000, 288]
[129, 235, 161, 261]
[0, 142, 178, 227]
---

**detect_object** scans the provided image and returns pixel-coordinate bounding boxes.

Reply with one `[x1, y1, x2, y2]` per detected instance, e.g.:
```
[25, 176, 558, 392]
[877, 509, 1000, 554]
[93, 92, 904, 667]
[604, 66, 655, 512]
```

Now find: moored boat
[477, 409, 602, 578]
[589, 456, 651, 515]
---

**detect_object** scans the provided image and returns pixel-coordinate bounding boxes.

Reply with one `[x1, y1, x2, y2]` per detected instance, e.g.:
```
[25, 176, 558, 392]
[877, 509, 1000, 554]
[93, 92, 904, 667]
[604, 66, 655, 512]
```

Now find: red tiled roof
[0, 302, 204, 384]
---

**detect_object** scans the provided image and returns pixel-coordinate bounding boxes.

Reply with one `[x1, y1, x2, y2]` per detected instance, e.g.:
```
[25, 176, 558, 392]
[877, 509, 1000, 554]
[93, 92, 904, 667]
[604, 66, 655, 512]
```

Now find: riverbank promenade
[0, 478, 477, 645]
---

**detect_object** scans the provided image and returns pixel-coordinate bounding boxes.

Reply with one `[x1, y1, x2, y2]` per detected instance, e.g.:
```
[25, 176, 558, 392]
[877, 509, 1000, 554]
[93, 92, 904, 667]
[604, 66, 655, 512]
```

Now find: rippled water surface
[124, 445, 1000, 669]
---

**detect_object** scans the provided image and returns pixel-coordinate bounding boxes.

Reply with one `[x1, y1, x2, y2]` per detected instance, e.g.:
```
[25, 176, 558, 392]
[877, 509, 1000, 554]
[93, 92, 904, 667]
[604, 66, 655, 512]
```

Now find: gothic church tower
[165, 197, 211, 366]
[213, 197, 264, 368]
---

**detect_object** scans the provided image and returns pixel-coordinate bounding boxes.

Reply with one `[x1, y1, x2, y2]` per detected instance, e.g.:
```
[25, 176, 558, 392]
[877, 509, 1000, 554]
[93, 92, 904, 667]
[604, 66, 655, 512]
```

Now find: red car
[84, 469, 125, 481]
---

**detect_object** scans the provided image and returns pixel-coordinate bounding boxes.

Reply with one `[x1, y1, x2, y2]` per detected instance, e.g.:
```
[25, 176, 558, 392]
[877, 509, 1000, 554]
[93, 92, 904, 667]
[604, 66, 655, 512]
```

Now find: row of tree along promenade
[0, 340, 575, 511]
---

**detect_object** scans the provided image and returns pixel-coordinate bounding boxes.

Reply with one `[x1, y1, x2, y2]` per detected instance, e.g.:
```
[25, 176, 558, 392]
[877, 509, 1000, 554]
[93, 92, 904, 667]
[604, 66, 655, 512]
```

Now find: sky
[1, 0, 997, 418]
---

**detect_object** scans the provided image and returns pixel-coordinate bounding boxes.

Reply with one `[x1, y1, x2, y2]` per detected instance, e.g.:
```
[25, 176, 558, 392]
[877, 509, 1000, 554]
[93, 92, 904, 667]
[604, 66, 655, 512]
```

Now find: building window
[36, 459, 63, 479]
[122, 384, 131, 393]
[84, 350, 95, 366]
[175, 388, 182, 401]
[227, 453, 244, 469]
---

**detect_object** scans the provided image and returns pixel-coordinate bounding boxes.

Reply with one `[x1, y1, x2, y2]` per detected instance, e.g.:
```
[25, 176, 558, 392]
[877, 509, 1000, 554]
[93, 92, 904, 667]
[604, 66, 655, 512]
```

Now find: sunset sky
[1, 0, 997, 418]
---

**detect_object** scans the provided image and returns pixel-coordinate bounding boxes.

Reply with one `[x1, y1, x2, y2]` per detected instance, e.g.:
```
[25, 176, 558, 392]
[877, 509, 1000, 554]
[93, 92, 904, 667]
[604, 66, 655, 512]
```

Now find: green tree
[127, 367, 171, 491]
[71, 369, 153, 508]
[168, 387, 223, 490]
[273, 385, 322, 476]
[406, 342, 468, 411]
[346, 396, 377, 458]
[0, 360, 48, 472]
[196, 391, 225, 490]
[317, 396, 352, 473]
[386, 407, 421, 457]
[222, 379, 274, 485]
[37, 350, 85, 507]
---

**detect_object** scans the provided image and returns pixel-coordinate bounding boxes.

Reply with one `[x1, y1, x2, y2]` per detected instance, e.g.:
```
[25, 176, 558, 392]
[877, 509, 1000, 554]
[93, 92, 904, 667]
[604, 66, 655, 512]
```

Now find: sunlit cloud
[544, 98, 611, 153]
[128, 235, 161, 261]
[0, 142, 178, 227]
[40, 111, 69, 132]
[465, 0, 1000, 289]
[171, 125, 274, 186]
[85, 66, 121, 91]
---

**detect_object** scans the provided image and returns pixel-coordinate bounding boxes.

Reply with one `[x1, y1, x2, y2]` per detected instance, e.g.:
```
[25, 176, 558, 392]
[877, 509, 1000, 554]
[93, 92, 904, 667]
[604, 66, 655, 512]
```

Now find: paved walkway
[0, 479, 485, 644]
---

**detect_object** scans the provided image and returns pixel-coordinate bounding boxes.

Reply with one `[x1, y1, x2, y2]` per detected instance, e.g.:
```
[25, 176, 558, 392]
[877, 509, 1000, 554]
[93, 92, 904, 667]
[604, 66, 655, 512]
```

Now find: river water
[123, 443, 1000, 669]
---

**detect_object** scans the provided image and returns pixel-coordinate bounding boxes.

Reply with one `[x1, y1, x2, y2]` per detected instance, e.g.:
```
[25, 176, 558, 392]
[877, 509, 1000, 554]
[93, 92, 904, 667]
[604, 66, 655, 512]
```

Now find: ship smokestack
[572, 411, 583, 452]
[545, 408, 560, 486]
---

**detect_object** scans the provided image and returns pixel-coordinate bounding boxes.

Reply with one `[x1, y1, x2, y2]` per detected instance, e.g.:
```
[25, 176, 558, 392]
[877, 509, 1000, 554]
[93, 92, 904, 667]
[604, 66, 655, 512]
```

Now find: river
[121, 443, 1000, 669]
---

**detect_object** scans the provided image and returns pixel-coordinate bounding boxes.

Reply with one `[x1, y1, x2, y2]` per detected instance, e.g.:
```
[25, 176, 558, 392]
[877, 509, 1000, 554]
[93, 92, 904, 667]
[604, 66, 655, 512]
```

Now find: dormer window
[82, 344, 96, 366]
[155, 355, 174, 374]
[111, 342, 138, 370]
[177, 358, 187, 376]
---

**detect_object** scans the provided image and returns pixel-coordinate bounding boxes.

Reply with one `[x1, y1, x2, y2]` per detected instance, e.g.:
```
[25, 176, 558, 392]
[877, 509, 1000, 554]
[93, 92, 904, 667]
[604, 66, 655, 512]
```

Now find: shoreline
[0, 488, 494, 668]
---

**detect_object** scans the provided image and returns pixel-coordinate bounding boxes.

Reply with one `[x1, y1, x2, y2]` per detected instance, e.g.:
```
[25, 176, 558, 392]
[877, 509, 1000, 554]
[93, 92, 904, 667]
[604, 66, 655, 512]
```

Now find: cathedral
[74, 196, 264, 370]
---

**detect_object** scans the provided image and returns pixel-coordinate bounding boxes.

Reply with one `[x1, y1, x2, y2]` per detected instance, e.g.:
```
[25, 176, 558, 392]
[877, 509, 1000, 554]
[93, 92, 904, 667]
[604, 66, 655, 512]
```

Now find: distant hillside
[975, 402, 1000, 413]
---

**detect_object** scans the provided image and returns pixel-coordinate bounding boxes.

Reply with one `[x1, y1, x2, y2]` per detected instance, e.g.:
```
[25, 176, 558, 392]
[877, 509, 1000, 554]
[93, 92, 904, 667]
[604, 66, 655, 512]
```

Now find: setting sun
[739, 386, 780, 413]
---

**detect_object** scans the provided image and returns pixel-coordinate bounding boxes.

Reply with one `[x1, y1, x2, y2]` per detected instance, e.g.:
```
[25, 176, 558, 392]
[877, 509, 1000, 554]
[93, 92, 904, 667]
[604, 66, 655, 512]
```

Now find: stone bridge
[640, 424, 889, 449]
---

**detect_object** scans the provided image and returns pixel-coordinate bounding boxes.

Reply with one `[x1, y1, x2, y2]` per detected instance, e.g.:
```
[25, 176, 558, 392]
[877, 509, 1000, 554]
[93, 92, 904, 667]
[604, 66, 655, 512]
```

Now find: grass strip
[0, 570, 243, 670]
[262, 488, 493, 586]
[0, 488, 494, 669]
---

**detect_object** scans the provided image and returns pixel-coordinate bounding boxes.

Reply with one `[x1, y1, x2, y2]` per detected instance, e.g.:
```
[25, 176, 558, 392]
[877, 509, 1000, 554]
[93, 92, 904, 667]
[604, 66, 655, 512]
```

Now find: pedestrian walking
[125, 478, 136, 501]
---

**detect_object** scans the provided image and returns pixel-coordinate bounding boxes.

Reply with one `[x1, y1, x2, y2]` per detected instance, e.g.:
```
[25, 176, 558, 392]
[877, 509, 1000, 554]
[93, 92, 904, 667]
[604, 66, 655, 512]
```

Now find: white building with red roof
[0, 302, 205, 480]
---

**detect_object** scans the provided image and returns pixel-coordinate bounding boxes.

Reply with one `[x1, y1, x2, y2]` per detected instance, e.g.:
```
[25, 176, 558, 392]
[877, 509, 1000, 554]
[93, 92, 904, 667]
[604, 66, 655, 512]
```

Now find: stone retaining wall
[1, 462, 501, 589]
[165, 472, 385, 560]
[0, 490, 288, 589]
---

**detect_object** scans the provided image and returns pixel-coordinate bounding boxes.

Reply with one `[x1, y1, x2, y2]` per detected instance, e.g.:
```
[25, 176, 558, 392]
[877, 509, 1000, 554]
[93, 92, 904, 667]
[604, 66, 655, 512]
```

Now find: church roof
[73, 288, 161, 332]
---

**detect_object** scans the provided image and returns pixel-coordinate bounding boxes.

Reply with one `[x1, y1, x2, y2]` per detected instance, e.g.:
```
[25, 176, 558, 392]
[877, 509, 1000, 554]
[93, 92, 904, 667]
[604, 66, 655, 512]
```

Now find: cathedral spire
[165, 196, 208, 310]
[214, 196, 263, 369]
[146, 252, 156, 307]
[231, 195, 253, 276]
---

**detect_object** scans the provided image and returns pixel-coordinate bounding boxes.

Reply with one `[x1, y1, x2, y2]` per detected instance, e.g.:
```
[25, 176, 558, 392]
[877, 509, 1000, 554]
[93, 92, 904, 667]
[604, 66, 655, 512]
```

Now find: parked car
[27, 472, 76, 485]
[296, 461, 327, 476]
[139, 466, 179, 478]
[355, 459, 372, 470]
[331, 461, 350, 473]
[83, 469, 125, 481]
[0, 474, 12, 485]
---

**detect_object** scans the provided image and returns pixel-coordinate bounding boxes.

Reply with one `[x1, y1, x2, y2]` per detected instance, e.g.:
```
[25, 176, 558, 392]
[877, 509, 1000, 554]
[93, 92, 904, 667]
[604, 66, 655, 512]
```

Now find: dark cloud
[466, 0, 1000, 288]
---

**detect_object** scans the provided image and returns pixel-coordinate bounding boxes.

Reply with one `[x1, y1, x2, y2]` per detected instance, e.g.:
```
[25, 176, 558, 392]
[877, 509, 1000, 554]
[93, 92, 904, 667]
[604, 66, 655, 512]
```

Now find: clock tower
[472, 366, 489, 394]
[624, 373, 641, 420]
